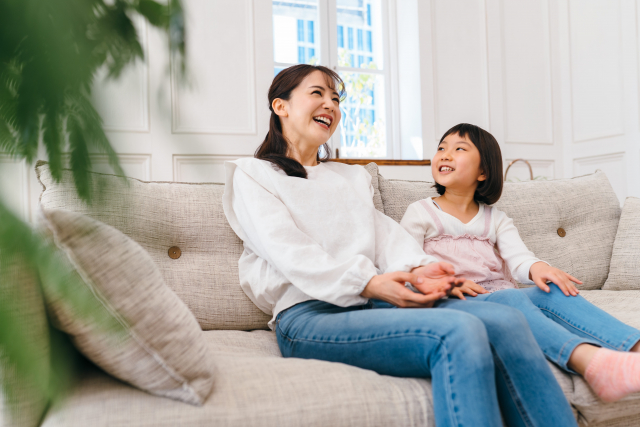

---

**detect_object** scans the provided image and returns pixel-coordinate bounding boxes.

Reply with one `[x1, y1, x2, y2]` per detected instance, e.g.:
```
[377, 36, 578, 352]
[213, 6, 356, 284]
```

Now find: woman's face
[274, 70, 342, 149]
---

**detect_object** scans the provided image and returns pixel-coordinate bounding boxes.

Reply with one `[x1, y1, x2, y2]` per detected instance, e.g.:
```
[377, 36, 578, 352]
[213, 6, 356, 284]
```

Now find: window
[272, 0, 394, 158]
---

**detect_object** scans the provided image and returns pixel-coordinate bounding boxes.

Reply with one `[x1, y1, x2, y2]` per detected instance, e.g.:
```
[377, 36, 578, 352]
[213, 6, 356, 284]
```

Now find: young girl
[400, 123, 640, 403]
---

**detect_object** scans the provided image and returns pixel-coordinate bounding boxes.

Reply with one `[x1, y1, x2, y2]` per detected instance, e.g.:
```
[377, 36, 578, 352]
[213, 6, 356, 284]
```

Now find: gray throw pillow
[38, 208, 214, 406]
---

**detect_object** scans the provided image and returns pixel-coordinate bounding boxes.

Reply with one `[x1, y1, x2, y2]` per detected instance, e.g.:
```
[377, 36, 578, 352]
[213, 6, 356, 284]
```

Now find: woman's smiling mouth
[313, 115, 332, 130]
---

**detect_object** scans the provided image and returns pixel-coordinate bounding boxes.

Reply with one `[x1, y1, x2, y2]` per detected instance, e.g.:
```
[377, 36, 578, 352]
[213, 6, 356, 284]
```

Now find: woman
[222, 64, 577, 427]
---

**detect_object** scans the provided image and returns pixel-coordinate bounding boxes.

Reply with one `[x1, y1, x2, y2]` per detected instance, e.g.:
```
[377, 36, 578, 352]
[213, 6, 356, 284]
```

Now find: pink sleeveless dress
[419, 199, 518, 293]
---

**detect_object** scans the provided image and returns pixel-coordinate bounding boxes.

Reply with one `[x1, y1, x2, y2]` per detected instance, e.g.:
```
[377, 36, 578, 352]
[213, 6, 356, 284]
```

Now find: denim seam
[278, 329, 451, 345]
[538, 307, 618, 349]
[618, 332, 640, 351]
[492, 346, 534, 427]
[277, 327, 462, 426]
[557, 337, 586, 369]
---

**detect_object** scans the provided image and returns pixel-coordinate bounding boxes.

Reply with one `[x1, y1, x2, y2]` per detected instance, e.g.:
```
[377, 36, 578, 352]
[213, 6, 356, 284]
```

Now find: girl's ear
[272, 98, 288, 118]
[478, 170, 487, 182]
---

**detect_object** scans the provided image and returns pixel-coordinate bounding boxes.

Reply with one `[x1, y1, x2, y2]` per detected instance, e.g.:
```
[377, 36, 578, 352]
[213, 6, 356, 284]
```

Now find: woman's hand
[361, 268, 459, 308]
[529, 262, 582, 296]
[449, 279, 489, 300]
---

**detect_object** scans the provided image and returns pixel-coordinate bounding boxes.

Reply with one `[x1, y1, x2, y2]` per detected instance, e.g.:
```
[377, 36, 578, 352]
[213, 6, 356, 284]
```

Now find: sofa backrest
[36, 161, 621, 334]
[36, 162, 271, 331]
[377, 170, 621, 289]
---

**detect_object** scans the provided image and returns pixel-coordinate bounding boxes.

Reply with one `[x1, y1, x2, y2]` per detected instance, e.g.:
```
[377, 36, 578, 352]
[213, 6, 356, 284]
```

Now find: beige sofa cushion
[376, 171, 621, 290]
[603, 197, 640, 290]
[36, 161, 271, 331]
[0, 252, 50, 427]
[40, 329, 579, 427]
[569, 290, 640, 425]
[39, 208, 214, 405]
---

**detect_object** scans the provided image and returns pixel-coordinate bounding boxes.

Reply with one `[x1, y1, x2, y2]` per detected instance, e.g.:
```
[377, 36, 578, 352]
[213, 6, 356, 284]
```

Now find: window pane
[337, 0, 383, 70]
[273, 1, 319, 65]
[339, 72, 386, 158]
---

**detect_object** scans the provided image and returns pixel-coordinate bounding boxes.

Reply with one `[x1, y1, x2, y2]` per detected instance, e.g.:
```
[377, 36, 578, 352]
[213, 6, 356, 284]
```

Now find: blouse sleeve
[375, 203, 438, 274]
[224, 166, 373, 307]
[494, 208, 547, 285]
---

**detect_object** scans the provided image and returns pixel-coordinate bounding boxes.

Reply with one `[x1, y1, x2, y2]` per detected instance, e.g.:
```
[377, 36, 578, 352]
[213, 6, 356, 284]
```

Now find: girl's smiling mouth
[439, 165, 455, 174]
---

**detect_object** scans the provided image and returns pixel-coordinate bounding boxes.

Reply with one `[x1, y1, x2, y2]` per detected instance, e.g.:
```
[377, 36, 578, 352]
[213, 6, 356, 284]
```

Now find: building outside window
[272, 0, 390, 159]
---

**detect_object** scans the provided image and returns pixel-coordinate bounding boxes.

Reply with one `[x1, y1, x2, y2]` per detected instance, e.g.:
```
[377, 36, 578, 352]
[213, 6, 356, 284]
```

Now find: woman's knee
[437, 311, 492, 350]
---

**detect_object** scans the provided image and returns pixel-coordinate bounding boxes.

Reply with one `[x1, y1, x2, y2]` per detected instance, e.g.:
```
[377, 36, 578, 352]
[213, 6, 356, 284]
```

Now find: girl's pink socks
[585, 348, 640, 402]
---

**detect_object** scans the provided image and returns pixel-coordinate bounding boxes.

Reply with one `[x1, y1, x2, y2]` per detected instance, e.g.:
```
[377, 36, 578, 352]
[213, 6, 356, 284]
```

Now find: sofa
[3, 159, 640, 427]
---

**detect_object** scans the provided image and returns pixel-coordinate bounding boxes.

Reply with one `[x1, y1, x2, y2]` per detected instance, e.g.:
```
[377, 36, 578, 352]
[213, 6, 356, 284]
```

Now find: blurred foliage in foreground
[0, 0, 185, 421]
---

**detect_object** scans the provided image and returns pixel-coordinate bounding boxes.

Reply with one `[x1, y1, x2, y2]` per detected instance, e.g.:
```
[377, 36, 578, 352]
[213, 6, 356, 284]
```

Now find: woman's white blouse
[222, 158, 437, 330]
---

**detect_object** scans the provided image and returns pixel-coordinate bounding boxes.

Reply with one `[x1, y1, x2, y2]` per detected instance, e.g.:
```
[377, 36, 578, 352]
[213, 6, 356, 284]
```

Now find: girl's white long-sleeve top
[222, 158, 438, 330]
[400, 197, 545, 286]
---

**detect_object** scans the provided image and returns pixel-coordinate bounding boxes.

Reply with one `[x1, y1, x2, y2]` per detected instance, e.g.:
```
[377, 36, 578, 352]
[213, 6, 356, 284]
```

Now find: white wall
[2, 0, 639, 223]
[418, 0, 640, 204]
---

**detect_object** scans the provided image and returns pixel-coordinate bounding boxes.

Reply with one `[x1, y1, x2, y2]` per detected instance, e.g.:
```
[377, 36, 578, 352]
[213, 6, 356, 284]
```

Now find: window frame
[272, 0, 402, 159]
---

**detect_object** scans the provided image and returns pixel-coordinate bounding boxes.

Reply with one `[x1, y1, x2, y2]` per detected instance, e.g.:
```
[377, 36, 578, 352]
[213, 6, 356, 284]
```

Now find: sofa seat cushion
[376, 171, 621, 290]
[564, 290, 640, 425]
[41, 330, 436, 427]
[36, 161, 271, 331]
[41, 329, 585, 427]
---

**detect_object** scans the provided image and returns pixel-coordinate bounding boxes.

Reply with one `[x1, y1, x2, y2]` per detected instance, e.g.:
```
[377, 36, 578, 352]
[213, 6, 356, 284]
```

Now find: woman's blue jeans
[458, 286, 640, 373]
[276, 296, 577, 427]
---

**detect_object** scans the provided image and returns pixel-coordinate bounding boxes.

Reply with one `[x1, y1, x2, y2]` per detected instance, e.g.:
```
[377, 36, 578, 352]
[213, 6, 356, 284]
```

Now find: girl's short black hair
[434, 123, 503, 205]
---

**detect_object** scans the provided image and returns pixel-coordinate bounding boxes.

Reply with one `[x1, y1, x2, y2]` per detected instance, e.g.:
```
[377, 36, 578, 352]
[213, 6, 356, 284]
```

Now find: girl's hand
[361, 271, 454, 308]
[410, 262, 466, 297]
[529, 261, 582, 296]
[449, 279, 489, 300]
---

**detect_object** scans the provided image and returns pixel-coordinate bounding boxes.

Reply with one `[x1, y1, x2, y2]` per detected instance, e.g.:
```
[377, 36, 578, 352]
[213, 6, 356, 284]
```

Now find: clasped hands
[360, 262, 465, 308]
[361, 261, 583, 308]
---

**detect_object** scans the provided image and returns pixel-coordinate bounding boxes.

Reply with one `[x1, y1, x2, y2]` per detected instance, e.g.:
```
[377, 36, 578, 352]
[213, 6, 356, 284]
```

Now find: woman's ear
[478, 170, 487, 182]
[272, 98, 288, 118]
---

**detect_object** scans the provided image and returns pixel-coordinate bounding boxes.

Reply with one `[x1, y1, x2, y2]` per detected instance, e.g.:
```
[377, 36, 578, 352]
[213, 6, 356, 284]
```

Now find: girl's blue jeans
[276, 293, 578, 427]
[459, 286, 640, 374]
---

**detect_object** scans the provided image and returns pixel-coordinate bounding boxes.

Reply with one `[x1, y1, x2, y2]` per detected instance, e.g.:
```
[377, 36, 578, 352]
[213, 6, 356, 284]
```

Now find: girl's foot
[585, 348, 640, 402]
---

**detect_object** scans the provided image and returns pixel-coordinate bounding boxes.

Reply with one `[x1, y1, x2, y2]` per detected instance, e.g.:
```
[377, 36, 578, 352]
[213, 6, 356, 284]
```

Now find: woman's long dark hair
[255, 64, 346, 178]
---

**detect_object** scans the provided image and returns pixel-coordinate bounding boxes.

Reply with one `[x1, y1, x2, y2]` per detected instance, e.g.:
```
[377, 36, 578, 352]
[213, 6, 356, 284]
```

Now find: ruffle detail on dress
[425, 233, 490, 244]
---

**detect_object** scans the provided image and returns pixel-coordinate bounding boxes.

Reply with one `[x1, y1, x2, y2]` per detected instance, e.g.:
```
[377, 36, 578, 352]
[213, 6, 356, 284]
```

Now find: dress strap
[418, 199, 445, 235]
[482, 205, 492, 238]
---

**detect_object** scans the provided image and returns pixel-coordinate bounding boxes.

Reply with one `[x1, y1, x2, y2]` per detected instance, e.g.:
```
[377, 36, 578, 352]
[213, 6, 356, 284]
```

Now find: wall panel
[569, 0, 624, 142]
[92, 19, 150, 132]
[504, 159, 555, 182]
[501, 0, 553, 144]
[431, 0, 489, 138]
[573, 153, 626, 203]
[173, 155, 251, 183]
[171, 0, 257, 134]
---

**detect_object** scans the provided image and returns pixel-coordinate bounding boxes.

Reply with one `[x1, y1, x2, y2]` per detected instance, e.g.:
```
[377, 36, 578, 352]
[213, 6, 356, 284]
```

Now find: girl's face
[273, 70, 342, 149]
[432, 132, 486, 194]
